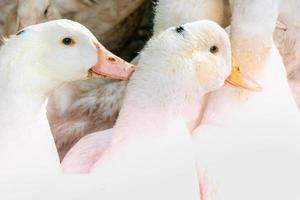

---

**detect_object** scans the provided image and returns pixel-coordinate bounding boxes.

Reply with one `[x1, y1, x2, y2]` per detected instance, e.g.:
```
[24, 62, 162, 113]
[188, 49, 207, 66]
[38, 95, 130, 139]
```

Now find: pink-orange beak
[225, 61, 262, 92]
[89, 43, 135, 80]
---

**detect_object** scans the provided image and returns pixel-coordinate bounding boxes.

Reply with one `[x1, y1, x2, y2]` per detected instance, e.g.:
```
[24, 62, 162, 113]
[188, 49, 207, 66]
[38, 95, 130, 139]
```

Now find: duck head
[140, 20, 260, 97]
[4, 19, 135, 86]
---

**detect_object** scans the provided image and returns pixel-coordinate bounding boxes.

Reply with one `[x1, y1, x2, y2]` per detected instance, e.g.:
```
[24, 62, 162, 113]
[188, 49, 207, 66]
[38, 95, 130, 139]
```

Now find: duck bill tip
[225, 77, 262, 92]
[226, 64, 262, 92]
[89, 44, 136, 80]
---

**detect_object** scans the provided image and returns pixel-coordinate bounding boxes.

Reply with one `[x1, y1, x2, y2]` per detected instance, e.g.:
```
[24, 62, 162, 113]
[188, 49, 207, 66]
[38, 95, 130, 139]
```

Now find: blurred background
[0, 0, 156, 61]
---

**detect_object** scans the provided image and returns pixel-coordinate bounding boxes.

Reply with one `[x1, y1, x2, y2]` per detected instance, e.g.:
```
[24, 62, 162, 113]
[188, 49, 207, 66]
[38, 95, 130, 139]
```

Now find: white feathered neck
[0, 37, 61, 173]
[0, 36, 61, 128]
[112, 44, 206, 140]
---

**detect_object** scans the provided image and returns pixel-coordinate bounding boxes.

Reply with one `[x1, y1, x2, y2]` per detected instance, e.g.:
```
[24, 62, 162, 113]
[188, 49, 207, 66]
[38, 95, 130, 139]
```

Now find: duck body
[192, 1, 300, 198]
[61, 128, 113, 173]
[192, 124, 300, 200]
[47, 79, 127, 160]
[0, 102, 60, 173]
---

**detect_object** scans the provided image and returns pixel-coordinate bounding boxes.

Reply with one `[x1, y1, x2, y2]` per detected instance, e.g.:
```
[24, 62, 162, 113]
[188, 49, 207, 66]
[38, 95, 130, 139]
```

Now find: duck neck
[0, 51, 60, 128]
[230, 26, 295, 105]
[230, 35, 286, 83]
[230, 0, 280, 77]
[0, 47, 61, 173]
[113, 62, 206, 138]
[229, 6, 295, 107]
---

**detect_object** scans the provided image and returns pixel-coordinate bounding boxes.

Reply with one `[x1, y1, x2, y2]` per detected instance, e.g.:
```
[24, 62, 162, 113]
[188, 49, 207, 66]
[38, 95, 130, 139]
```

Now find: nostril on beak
[94, 42, 101, 49]
[129, 65, 136, 72]
[108, 57, 117, 63]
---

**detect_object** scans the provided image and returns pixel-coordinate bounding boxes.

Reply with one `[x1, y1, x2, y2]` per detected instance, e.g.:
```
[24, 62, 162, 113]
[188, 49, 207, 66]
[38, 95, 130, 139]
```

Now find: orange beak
[89, 43, 135, 80]
[225, 61, 262, 92]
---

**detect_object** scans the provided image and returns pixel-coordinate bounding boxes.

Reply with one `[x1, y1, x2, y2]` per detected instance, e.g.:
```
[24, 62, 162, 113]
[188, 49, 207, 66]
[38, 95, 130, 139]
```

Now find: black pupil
[175, 26, 185, 34]
[210, 45, 218, 53]
[63, 38, 72, 45]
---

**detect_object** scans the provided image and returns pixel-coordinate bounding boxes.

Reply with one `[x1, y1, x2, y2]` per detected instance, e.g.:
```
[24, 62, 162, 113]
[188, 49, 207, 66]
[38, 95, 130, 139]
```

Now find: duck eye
[209, 45, 218, 54]
[62, 37, 75, 46]
[175, 26, 185, 34]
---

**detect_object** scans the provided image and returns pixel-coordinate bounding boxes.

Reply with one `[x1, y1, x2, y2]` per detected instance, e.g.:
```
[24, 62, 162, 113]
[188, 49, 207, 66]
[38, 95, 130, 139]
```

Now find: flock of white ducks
[1, 0, 300, 199]
[2, 0, 299, 163]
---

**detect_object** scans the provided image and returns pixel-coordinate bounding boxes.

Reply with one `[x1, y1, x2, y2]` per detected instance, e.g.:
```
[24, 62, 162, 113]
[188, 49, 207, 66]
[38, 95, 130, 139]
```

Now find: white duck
[38, 0, 144, 160]
[3, 0, 61, 37]
[0, 19, 134, 174]
[191, 1, 300, 199]
[61, 20, 257, 175]
[0, 0, 131, 160]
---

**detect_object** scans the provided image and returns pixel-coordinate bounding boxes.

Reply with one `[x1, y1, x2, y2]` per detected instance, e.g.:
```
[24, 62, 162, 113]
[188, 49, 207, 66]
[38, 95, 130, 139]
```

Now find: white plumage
[0, 19, 100, 173]
[0, 19, 133, 174]
[61, 20, 253, 176]
[0, 1, 300, 199]
[193, 1, 300, 199]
